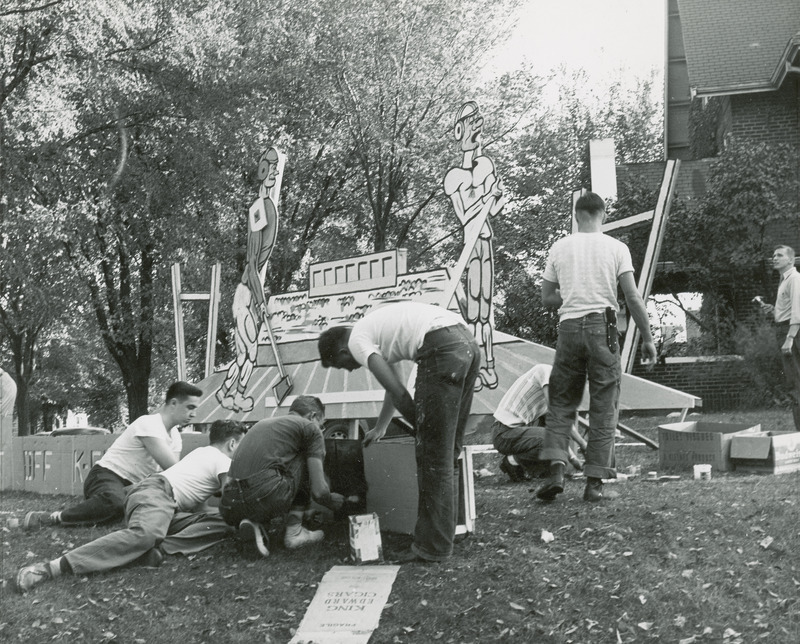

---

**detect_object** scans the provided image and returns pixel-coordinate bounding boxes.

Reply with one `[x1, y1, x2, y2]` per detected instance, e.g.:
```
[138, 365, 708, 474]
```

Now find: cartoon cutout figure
[443, 101, 506, 391]
[217, 147, 285, 412]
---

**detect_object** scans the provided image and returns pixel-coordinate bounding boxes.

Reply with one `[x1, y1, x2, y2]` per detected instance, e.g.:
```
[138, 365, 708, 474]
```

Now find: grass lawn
[2, 409, 799, 643]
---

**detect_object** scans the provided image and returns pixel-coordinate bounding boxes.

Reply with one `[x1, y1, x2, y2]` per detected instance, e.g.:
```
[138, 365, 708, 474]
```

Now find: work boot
[535, 461, 565, 501]
[583, 477, 604, 502]
[133, 547, 165, 568]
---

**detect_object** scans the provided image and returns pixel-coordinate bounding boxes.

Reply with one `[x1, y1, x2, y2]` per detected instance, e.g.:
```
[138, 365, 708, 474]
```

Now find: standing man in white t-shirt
[24, 381, 203, 530]
[318, 301, 481, 563]
[536, 192, 656, 503]
[15, 420, 246, 593]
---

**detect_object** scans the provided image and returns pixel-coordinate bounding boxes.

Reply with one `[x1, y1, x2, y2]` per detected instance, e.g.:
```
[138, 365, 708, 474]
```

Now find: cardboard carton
[730, 431, 800, 475]
[364, 437, 470, 535]
[658, 421, 761, 472]
[348, 513, 383, 563]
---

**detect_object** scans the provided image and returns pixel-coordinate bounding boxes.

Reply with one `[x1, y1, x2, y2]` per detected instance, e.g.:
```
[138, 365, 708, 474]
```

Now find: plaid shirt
[493, 364, 550, 427]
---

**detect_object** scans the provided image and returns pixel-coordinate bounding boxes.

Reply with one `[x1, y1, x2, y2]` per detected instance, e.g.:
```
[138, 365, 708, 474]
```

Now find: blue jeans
[219, 464, 304, 526]
[492, 421, 548, 474]
[541, 313, 620, 480]
[412, 325, 480, 561]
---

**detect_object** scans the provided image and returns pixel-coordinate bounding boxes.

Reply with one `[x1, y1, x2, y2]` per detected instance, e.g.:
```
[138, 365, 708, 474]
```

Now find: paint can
[693, 464, 712, 481]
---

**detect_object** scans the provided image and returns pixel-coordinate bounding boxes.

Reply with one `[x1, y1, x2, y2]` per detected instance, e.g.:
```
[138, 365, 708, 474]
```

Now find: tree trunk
[123, 367, 150, 423]
[15, 377, 30, 436]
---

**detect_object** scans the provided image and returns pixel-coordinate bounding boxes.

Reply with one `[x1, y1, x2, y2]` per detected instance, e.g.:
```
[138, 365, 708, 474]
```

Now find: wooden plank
[205, 262, 221, 378]
[620, 159, 681, 372]
[171, 263, 187, 381]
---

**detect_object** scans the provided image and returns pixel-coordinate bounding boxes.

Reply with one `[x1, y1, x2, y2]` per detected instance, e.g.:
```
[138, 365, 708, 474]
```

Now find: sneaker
[15, 562, 51, 593]
[284, 525, 324, 549]
[238, 519, 270, 557]
[23, 511, 59, 531]
[499, 456, 528, 482]
[133, 547, 164, 568]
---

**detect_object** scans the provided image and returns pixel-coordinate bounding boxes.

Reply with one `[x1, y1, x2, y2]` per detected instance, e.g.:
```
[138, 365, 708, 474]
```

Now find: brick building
[665, 0, 800, 228]
[620, 1, 800, 409]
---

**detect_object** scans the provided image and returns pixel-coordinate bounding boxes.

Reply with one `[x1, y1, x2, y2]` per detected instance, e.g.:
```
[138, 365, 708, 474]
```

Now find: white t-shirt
[543, 232, 634, 321]
[162, 445, 230, 512]
[494, 364, 550, 427]
[97, 413, 182, 484]
[348, 302, 465, 366]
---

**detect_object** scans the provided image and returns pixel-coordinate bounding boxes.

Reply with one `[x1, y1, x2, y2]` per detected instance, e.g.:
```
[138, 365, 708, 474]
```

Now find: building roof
[191, 331, 701, 425]
[677, 0, 800, 96]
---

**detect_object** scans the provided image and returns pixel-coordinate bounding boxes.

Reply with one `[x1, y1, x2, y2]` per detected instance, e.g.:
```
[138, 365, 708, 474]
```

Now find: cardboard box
[348, 513, 383, 563]
[364, 437, 470, 535]
[730, 431, 800, 475]
[658, 421, 761, 472]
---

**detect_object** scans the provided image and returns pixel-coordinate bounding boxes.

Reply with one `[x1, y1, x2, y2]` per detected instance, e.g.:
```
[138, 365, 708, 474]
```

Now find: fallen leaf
[541, 529, 554, 543]
[759, 536, 774, 549]
[638, 622, 653, 630]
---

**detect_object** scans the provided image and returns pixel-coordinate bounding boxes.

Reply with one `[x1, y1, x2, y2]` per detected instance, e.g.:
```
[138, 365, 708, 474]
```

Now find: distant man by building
[24, 381, 202, 529]
[493, 363, 586, 482]
[219, 396, 344, 557]
[217, 147, 284, 413]
[536, 191, 656, 503]
[318, 301, 480, 563]
[16, 420, 246, 593]
[757, 245, 800, 431]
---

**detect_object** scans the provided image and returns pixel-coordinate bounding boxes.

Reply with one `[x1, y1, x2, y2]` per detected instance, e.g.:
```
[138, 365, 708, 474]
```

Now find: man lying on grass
[15, 420, 247, 593]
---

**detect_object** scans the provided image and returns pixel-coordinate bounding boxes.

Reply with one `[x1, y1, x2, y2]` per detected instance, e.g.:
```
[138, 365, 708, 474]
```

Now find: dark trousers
[412, 325, 480, 561]
[542, 313, 620, 480]
[60, 464, 131, 526]
[492, 421, 548, 474]
[776, 322, 800, 431]
[219, 464, 307, 527]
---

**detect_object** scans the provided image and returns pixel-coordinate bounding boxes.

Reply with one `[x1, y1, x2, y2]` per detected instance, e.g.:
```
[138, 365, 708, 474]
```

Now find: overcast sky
[489, 0, 666, 82]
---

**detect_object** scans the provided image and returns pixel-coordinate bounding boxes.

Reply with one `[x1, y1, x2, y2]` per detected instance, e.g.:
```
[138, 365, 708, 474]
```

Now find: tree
[661, 138, 800, 352]
[490, 66, 664, 344]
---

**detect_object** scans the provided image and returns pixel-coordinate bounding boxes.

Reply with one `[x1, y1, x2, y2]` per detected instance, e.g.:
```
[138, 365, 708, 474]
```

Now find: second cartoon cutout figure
[217, 147, 285, 413]
[443, 102, 506, 391]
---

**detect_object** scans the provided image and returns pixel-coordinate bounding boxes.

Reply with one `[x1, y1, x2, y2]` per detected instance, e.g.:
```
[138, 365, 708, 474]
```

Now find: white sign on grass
[290, 565, 400, 644]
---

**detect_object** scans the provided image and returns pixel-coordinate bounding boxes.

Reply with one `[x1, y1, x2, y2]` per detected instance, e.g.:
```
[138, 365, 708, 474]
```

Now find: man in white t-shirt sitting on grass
[24, 381, 203, 530]
[15, 419, 246, 593]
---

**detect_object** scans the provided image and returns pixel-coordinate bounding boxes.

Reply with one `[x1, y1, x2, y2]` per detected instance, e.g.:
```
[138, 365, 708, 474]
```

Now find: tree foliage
[2, 0, 668, 428]
[662, 138, 800, 352]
